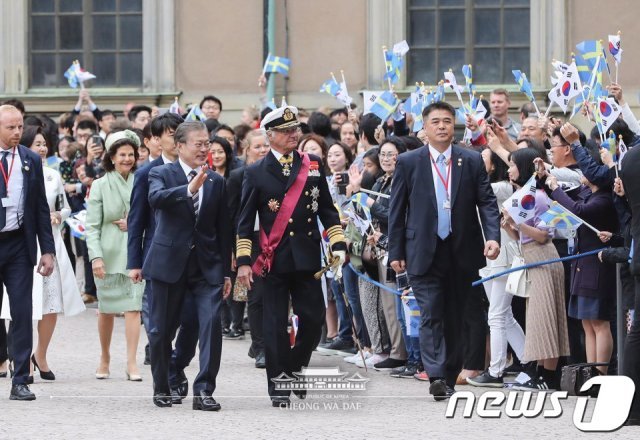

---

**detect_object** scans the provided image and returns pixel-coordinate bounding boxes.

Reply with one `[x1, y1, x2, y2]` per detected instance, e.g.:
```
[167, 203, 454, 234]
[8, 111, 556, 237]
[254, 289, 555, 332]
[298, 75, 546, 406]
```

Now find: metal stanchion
[617, 263, 625, 374]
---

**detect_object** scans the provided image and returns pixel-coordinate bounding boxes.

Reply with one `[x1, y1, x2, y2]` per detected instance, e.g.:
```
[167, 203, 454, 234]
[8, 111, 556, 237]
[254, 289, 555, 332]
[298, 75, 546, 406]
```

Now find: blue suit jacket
[143, 161, 231, 285]
[388, 145, 500, 276]
[126, 156, 164, 275]
[14, 145, 56, 265]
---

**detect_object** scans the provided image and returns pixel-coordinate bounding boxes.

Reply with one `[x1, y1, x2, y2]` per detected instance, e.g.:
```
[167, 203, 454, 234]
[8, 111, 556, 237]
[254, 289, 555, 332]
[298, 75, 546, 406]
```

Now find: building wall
[175, 0, 368, 122]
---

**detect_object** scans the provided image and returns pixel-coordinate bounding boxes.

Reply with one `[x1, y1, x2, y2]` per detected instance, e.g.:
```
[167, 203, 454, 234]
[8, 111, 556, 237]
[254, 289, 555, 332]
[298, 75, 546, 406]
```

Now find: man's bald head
[0, 105, 24, 149]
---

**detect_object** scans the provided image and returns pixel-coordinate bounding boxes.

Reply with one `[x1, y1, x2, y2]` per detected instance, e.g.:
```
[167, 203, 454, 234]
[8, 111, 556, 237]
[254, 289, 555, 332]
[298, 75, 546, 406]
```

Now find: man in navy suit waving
[0, 105, 55, 401]
[145, 121, 232, 410]
[388, 102, 500, 400]
[127, 113, 183, 363]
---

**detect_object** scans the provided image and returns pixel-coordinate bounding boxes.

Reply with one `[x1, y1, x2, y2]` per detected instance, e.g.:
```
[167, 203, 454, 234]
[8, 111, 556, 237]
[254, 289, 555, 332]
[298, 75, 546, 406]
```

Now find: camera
[91, 134, 103, 146]
[337, 172, 349, 195]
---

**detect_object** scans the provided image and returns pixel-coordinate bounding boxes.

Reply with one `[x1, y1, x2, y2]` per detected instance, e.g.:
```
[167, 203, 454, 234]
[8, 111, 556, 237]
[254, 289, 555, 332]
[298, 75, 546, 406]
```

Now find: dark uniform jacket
[551, 186, 619, 299]
[236, 150, 345, 273]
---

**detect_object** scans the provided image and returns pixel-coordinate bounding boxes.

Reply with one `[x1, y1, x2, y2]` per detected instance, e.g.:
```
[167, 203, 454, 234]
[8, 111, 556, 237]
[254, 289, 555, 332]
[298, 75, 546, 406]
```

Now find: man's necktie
[0, 151, 8, 230]
[188, 170, 200, 216]
[436, 154, 450, 240]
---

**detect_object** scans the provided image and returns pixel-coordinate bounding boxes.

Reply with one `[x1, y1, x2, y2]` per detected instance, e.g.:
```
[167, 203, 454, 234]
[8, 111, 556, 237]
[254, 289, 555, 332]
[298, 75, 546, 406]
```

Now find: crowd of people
[0, 79, 638, 424]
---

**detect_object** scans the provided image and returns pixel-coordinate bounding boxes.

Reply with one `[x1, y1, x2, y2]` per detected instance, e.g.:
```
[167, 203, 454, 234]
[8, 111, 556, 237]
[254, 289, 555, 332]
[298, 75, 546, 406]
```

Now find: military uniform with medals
[236, 106, 346, 404]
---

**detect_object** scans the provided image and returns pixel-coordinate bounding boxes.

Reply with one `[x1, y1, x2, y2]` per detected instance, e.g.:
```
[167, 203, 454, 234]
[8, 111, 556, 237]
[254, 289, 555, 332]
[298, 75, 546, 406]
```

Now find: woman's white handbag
[505, 241, 529, 298]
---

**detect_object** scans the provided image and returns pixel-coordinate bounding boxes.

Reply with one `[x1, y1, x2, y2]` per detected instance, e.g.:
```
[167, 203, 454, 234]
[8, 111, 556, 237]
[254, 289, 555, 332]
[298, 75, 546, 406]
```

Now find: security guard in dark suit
[236, 105, 347, 408]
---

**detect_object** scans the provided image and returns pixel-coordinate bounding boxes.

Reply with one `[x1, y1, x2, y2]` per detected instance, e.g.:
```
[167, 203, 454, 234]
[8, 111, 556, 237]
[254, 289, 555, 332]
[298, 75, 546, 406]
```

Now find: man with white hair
[236, 105, 347, 408]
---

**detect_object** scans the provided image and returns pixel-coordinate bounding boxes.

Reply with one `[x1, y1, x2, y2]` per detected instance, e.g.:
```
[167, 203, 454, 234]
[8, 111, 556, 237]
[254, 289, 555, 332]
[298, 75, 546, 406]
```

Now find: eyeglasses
[379, 152, 398, 159]
[271, 127, 301, 135]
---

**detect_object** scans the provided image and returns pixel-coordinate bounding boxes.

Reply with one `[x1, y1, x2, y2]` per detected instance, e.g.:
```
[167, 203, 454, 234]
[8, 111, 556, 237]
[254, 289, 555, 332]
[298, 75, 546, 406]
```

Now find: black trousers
[247, 275, 264, 354]
[247, 238, 265, 355]
[149, 251, 223, 395]
[0, 233, 34, 385]
[0, 318, 7, 364]
[410, 238, 474, 387]
[624, 277, 640, 419]
[263, 271, 325, 398]
[461, 285, 488, 371]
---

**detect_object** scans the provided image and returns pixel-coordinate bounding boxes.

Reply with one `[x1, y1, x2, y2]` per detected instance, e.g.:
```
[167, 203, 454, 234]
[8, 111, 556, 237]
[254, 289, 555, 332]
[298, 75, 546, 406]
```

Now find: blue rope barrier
[471, 247, 607, 287]
[347, 262, 404, 296]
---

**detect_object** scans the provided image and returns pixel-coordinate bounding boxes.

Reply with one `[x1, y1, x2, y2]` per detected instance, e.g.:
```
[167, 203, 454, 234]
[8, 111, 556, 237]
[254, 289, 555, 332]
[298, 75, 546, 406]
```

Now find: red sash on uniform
[252, 153, 311, 277]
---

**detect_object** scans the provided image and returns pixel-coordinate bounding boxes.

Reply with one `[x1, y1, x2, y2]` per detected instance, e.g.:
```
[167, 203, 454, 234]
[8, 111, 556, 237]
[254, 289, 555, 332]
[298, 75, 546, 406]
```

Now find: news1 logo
[445, 376, 635, 432]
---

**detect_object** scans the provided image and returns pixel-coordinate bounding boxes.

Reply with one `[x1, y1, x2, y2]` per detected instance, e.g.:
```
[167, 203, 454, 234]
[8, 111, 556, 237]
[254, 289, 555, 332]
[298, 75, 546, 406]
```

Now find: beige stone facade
[0, 0, 638, 125]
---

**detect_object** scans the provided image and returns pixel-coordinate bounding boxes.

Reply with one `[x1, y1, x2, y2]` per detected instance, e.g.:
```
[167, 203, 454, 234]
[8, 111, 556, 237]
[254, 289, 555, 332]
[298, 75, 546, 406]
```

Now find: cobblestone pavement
[0, 309, 637, 440]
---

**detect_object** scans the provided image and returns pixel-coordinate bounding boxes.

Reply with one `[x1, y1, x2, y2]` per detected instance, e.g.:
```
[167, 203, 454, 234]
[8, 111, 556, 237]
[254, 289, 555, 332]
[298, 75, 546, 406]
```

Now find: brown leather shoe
[82, 293, 96, 304]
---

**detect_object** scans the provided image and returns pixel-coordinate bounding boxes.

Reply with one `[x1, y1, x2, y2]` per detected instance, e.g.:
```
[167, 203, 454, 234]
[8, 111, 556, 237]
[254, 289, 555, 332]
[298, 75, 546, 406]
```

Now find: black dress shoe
[271, 397, 291, 408]
[170, 389, 183, 404]
[31, 354, 55, 381]
[254, 352, 266, 369]
[175, 370, 189, 398]
[10, 384, 36, 401]
[193, 391, 221, 411]
[429, 379, 454, 401]
[248, 346, 256, 359]
[152, 393, 172, 408]
[144, 344, 151, 366]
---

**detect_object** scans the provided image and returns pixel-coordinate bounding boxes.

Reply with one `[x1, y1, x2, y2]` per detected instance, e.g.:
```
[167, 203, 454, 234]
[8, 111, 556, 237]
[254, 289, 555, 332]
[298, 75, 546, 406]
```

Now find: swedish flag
[383, 52, 403, 84]
[370, 91, 399, 122]
[539, 201, 584, 229]
[512, 70, 535, 102]
[319, 79, 340, 96]
[265, 54, 291, 77]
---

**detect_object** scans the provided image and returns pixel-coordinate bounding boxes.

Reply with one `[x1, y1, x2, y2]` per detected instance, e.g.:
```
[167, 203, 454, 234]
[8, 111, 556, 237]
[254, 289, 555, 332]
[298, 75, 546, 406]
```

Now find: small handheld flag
[443, 70, 465, 106]
[64, 61, 96, 89]
[597, 97, 621, 131]
[539, 201, 584, 230]
[336, 71, 353, 107]
[370, 91, 399, 122]
[319, 78, 341, 96]
[512, 70, 535, 103]
[461, 64, 475, 102]
[608, 33, 623, 65]
[263, 54, 291, 77]
[185, 104, 206, 121]
[502, 175, 537, 225]
[618, 135, 628, 170]
[383, 50, 403, 85]
[169, 97, 180, 115]
[547, 61, 583, 114]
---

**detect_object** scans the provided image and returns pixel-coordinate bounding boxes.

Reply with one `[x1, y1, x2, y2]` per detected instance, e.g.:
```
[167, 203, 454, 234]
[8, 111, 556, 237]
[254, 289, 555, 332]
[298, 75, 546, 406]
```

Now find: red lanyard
[430, 153, 451, 197]
[0, 148, 16, 196]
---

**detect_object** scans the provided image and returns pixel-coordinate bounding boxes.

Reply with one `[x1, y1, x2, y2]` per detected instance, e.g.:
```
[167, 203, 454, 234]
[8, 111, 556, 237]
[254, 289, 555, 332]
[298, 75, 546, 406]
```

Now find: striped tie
[188, 170, 200, 216]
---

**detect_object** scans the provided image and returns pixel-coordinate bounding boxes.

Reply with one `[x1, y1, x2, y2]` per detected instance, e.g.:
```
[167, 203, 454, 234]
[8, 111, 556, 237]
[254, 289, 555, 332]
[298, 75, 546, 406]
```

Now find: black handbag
[560, 362, 608, 396]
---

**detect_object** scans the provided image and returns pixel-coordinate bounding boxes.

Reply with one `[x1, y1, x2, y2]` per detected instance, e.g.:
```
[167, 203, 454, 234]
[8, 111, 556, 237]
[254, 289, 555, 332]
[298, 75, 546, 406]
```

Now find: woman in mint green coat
[86, 130, 144, 382]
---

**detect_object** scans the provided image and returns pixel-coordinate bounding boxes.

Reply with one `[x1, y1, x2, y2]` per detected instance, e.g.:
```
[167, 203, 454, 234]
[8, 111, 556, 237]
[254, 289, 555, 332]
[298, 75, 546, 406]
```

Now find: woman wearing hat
[86, 130, 144, 381]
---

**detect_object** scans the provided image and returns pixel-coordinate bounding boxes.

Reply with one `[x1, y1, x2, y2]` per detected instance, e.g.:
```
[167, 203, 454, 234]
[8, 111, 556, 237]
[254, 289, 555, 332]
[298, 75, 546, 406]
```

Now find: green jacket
[86, 171, 134, 275]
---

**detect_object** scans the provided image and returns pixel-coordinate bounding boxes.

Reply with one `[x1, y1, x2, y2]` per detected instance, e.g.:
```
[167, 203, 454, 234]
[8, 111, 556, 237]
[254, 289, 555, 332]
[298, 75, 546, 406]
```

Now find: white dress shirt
[180, 158, 204, 214]
[1, 147, 25, 232]
[428, 144, 452, 200]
